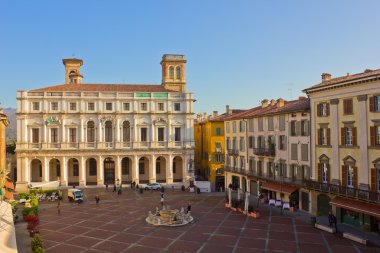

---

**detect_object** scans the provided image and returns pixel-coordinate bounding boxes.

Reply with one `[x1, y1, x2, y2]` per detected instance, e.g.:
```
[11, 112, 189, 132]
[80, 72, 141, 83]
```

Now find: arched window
[87, 121, 95, 142]
[123, 121, 130, 142]
[105, 121, 113, 142]
[176, 66, 181, 79]
[169, 66, 174, 78]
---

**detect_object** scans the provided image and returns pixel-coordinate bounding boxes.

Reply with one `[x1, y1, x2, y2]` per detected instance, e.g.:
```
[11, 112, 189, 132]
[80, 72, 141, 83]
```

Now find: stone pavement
[15, 189, 380, 253]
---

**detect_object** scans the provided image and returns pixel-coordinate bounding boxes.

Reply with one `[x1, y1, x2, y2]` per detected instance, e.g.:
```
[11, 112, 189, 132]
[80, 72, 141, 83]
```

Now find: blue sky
[1, 1, 379, 114]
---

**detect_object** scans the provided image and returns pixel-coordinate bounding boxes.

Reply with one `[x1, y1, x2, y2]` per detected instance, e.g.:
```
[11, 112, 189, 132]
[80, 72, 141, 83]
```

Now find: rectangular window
[158, 103, 164, 111]
[268, 116, 274, 131]
[226, 122, 230, 133]
[106, 103, 112, 111]
[248, 136, 253, 149]
[375, 96, 380, 112]
[240, 156, 245, 170]
[69, 102, 77, 111]
[174, 103, 181, 111]
[51, 128, 58, 143]
[175, 127, 181, 141]
[69, 128, 76, 143]
[215, 127, 222, 136]
[239, 138, 245, 151]
[279, 115, 285, 131]
[322, 163, 328, 183]
[88, 102, 95, 111]
[232, 122, 236, 133]
[141, 102, 147, 111]
[320, 128, 327, 145]
[239, 121, 245, 132]
[139, 162, 145, 174]
[258, 117, 263, 131]
[141, 128, 147, 142]
[214, 154, 223, 163]
[318, 103, 329, 116]
[51, 102, 58, 111]
[73, 163, 79, 177]
[89, 159, 97, 176]
[345, 127, 353, 146]
[291, 143, 298, 160]
[158, 127, 164, 141]
[226, 138, 230, 150]
[32, 102, 40, 111]
[32, 128, 39, 143]
[376, 126, 380, 146]
[347, 165, 354, 188]
[290, 121, 297, 136]
[232, 138, 237, 150]
[301, 120, 309, 136]
[123, 102, 130, 111]
[248, 119, 254, 132]
[215, 142, 222, 152]
[156, 161, 161, 174]
[301, 144, 308, 161]
[279, 135, 286, 150]
[343, 99, 353, 115]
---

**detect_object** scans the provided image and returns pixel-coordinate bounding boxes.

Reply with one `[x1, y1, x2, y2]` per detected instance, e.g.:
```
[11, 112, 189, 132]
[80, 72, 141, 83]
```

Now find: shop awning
[330, 197, 380, 219]
[260, 182, 298, 195]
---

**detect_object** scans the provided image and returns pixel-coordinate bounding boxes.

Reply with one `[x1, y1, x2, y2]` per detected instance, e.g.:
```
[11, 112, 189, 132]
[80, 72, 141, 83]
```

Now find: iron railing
[253, 148, 275, 157]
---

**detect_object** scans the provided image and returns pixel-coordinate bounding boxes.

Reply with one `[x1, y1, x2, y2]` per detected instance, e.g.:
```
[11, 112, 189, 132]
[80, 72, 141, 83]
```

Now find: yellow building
[194, 112, 227, 191]
[0, 108, 13, 200]
[304, 69, 380, 232]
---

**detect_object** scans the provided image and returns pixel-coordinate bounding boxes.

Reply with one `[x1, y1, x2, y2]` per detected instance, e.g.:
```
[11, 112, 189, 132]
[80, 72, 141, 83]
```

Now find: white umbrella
[244, 191, 249, 213]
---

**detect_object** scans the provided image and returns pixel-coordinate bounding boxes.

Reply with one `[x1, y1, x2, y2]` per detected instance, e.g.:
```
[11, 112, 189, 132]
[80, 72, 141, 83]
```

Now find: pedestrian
[118, 188, 122, 195]
[332, 214, 337, 233]
[57, 201, 61, 215]
[132, 181, 136, 190]
[105, 183, 109, 191]
[113, 184, 117, 193]
[95, 195, 100, 205]
[187, 201, 191, 214]
[160, 193, 164, 208]
[136, 184, 139, 190]
[328, 211, 333, 227]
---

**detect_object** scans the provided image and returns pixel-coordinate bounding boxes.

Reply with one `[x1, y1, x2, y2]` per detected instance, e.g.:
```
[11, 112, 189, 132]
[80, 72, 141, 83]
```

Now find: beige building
[225, 97, 310, 209]
[303, 69, 380, 232]
[16, 54, 195, 191]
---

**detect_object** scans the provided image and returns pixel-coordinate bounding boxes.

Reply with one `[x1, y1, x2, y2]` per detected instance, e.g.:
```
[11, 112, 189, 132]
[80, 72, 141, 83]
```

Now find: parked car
[143, 183, 162, 190]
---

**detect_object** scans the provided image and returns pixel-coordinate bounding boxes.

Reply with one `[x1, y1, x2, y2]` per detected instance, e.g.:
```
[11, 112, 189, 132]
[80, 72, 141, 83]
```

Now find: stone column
[97, 155, 104, 186]
[61, 118, 66, 143]
[79, 156, 86, 187]
[132, 155, 139, 184]
[151, 122, 155, 147]
[149, 154, 156, 183]
[115, 156, 121, 185]
[330, 99, 340, 185]
[167, 154, 173, 183]
[183, 155, 188, 182]
[62, 157, 68, 186]
[357, 95, 369, 190]
[80, 118, 85, 143]
[42, 157, 49, 182]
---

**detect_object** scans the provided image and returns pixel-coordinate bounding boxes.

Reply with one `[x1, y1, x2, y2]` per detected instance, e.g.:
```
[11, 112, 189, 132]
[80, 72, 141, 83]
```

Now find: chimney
[261, 99, 269, 108]
[212, 111, 218, 117]
[298, 96, 306, 100]
[321, 73, 332, 82]
[270, 99, 276, 106]
[226, 105, 230, 114]
[364, 69, 372, 73]
[276, 98, 285, 108]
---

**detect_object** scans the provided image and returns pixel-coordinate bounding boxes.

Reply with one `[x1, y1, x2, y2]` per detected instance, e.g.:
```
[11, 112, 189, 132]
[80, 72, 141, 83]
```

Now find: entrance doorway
[104, 157, 115, 185]
[317, 194, 331, 216]
[301, 191, 309, 212]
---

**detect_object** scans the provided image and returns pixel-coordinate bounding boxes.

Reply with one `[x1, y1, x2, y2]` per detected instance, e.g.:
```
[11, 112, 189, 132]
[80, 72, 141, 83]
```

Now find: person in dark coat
[105, 183, 109, 191]
[328, 211, 333, 227]
[113, 184, 117, 193]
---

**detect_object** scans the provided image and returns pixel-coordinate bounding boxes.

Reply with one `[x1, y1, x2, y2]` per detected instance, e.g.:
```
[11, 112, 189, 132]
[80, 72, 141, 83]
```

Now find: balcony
[305, 180, 380, 204]
[227, 149, 239, 156]
[253, 148, 275, 157]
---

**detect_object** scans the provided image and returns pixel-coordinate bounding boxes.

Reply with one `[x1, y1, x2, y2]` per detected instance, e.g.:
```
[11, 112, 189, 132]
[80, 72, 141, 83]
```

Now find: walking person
[95, 195, 100, 205]
[332, 213, 338, 233]
[328, 211, 333, 227]
[57, 201, 61, 215]
[105, 183, 109, 191]
[113, 184, 117, 193]
[160, 193, 164, 208]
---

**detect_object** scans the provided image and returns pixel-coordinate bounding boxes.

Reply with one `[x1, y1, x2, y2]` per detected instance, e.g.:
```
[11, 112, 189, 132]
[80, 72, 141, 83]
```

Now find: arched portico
[121, 157, 132, 183]
[86, 158, 98, 185]
[156, 156, 167, 183]
[173, 156, 183, 182]
[68, 158, 80, 186]
[49, 158, 61, 182]
[31, 159, 42, 182]
[104, 157, 115, 185]
[139, 157, 149, 183]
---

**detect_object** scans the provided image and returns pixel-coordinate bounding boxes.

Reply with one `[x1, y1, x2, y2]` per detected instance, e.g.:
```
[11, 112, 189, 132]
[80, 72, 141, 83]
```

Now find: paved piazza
[33, 189, 378, 253]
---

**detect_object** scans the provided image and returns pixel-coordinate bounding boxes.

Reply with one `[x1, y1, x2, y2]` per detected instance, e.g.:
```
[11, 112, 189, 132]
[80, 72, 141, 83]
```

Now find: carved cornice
[357, 94, 367, 102]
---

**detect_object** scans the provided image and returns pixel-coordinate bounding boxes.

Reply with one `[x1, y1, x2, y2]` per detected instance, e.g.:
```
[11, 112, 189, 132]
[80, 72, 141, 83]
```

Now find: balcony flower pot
[225, 203, 230, 208]
[290, 207, 296, 212]
[230, 207, 237, 212]
[250, 211, 260, 219]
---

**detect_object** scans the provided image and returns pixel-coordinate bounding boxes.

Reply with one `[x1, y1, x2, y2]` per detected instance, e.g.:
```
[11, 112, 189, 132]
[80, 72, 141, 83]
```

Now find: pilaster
[330, 98, 340, 185]
[97, 155, 104, 185]
[149, 154, 156, 183]
[115, 156, 121, 184]
[42, 157, 49, 182]
[61, 157, 68, 186]
[133, 155, 139, 184]
[357, 95, 369, 189]
[167, 154, 173, 183]
[79, 156, 86, 187]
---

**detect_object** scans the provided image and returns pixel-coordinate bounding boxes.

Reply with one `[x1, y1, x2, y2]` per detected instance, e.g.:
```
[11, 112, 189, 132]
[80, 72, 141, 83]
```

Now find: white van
[68, 189, 84, 203]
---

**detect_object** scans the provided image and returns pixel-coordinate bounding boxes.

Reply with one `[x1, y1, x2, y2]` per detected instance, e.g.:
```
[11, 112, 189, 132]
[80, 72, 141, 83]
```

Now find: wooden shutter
[369, 96, 375, 112]
[343, 100, 347, 115]
[317, 163, 322, 182]
[371, 168, 377, 192]
[370, 126, 376, 146]
[317, 129, 321, 145]
[352, 127, 357, 146]
[326, 103, 330, 116]
[352, 166, 358, 188]
[349, 99, 353, 114]
[296, 121, 301, 136]
[342, 165, 347, 187]
[327, 128, 331, 145]
[341, 127, 346, 145]
[306, 121, 310, 136]
[317, 104, 321, 116]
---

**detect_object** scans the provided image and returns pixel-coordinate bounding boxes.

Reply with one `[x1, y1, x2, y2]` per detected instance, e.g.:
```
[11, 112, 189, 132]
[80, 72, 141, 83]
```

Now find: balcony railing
[305, 180, 380, 204]
[253, 148, 275, 157]
[227, 149, 239, 156]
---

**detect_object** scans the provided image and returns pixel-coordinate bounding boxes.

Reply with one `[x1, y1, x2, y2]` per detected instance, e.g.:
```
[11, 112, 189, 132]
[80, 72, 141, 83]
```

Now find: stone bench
[343, 233, 368, 245]
[315, 223, 336, 233]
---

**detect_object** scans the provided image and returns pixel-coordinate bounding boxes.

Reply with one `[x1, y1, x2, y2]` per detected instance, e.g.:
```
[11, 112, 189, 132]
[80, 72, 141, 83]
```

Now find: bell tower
[161, 54, 186, 92]
[62, 58, 84, 84]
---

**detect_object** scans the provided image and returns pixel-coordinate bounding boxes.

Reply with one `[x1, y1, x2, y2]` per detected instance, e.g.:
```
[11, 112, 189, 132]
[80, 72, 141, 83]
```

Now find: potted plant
[25, 215, 40, 237]
[31, 234, 44, 253]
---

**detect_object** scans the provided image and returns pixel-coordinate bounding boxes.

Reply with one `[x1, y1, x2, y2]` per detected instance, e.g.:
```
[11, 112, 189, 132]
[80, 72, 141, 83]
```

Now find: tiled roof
[223, 98, 310, 121]
[29, 84, 174, 93]
[304, 68, 380, 93]
[208, 110, 246, 122]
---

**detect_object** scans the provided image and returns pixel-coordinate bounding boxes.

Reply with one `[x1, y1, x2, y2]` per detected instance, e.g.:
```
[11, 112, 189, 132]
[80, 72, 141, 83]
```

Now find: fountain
[146, 206, 194, 226]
